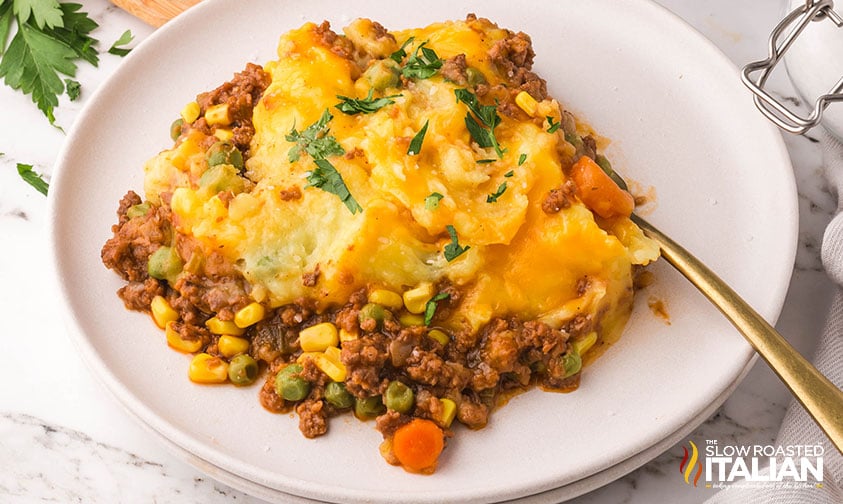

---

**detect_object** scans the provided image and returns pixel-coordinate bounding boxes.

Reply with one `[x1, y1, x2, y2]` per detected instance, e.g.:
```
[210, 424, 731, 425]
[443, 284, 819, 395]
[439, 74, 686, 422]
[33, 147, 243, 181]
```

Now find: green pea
[354, 395, 385, 419]
[126, 202, 150, 219]
[228, 354, 259, 386]
[198, 164, 245, 195]
[384, 381, 414, 414]
[170, 118, 184, 141]
[358, 303, 390, 329]
[274, 363, 310, 401]
[562, 351, 582, 378]
[325, 381, 354, 409]
[147, 246, 183, 284]
[206, 141, 244, 170]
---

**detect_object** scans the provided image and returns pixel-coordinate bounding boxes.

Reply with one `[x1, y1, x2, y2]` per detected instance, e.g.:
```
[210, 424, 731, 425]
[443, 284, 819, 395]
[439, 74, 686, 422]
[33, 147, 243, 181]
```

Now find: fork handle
[631, 214, 843, 454]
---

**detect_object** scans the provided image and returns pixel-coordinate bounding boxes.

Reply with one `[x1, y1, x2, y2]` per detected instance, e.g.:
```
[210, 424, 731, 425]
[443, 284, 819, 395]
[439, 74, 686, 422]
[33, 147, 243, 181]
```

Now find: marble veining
[0, 0, 839, 503]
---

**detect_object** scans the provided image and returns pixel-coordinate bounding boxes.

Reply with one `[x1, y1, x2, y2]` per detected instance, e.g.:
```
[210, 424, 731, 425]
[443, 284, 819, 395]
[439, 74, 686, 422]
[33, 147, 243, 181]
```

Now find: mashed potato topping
[104, 15, 659, 474]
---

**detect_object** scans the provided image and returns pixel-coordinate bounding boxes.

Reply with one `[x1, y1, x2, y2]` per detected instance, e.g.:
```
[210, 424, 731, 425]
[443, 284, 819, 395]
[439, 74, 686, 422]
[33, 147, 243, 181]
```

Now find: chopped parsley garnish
[107, 29, 134, 57]
[518, 153, 527, 166]
[504, 170, 514, 177]
[286, 109, 346, 162]
[486, 182, 507, 203]
[335, 89, 401, 115]
[443, 224, 470, 261]
[390, 36, 415, 63]
[16, 163, 48, 196]
[546, 116, 561, 133]
[424, 291, 450, 325]
[306, 159, 362, 214]
[425, 192, 444, 210]
[476, 159, 495, 164]
[454, 88, 506, 158]
[401, 40, 443, 79]
[408, 119, 429, 156]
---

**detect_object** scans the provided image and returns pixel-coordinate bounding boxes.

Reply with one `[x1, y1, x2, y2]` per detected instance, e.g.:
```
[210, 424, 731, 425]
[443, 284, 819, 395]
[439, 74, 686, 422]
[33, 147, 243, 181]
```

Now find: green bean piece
[354, 395, 385, 419]
[564, 131, 583, 151]
[363, 60, 400, 91]
[206, 141, 244, 170]
[126, 202, 150, 219]
[384, 381, 414, 414]
[274, 363, 311, 401]
[198, 164, 245, 195]
[170, 118, 184, 141]
[562, 351, 582, 378]
[358, 303, 390, 329]
[147, 246, 183, 284]
[465, 67, 486, 87]
[325, 381, 354, 409]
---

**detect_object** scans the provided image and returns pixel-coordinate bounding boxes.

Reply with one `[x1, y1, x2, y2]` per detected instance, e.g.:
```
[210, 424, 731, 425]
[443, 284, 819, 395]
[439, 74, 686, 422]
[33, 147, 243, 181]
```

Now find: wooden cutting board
[110, 0, 202, 27]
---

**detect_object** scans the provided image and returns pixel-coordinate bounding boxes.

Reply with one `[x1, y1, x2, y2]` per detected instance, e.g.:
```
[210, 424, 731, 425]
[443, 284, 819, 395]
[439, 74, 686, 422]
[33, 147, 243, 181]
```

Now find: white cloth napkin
[705, 130, 843, 503]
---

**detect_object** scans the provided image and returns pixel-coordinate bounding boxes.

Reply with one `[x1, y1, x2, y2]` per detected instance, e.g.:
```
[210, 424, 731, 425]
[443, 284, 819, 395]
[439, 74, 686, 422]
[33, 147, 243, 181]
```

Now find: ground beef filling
[101, 192, 591, 439]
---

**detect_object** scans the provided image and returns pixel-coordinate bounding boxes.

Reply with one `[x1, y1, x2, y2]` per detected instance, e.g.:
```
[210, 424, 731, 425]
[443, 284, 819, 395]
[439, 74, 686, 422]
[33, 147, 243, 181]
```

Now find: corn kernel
[165, 321, 203, 353]
[314, 353, 347, 382]
[399, 313, 425, 326]
[180, 101, 200, 123]
[427, 329, 450, 346]
[515, 91, 538, 117]
[213, 128, 234, 141]
[218, 335, 250, 357]
[150, 295, 178, 329]
[573, 331, 598, 356]
[402, 282, 435, 314]
[234, 302, 265, 328]
[205, 316, 245, 336]
[204, 103, 231, 126]
[368, 289, 403, 310]
[188, 353, 229, 383]
[324, 345, 342, 363]
[339, 328, 358, 342]
[299, 322, 339, 352]
[439, 398, 457, 427]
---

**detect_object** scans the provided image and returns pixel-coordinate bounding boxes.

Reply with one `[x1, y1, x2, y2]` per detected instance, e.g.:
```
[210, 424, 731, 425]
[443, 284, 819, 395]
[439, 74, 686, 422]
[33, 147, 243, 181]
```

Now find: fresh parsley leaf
[286, 109, 345, 162]
[443, 224, 469, 261]
[546, 115, 561, 133]
[504, 170, 514, 177]
[64, 77, 79, 100]
[401, 40, 442, 79]
[518, 153, 527, 166]
[335, 89, 400, 115]
[425, 192, 443, 210]
[16, 163, 48, 195]
[306, 158, 362, 214]
[424, 291, 450, 325]
[108, 29, 133, 57]
[390, 36, 414, 63]
[486, 182, 507, 203]
[0, 3, 13, 53]
[455, 88, 505, 158]
[0, 22, 78, 124]
[45, 3, 99, 66]
[408, 119, 429, 156]
[13, 0, 64, 30]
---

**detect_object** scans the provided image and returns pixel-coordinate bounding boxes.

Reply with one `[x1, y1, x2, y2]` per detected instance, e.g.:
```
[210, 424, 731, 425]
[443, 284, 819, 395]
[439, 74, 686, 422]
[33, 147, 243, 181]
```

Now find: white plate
[48, 0, 797, 502]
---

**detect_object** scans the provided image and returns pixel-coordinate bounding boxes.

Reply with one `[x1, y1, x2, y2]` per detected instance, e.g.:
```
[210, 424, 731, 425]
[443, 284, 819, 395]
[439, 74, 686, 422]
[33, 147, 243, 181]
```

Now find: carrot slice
[570, 155, 635, 219]
[392, 418, 445, 473]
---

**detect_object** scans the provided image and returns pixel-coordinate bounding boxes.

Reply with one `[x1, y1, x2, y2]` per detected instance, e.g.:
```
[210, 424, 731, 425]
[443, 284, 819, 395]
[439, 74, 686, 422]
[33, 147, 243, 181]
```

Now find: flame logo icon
[679, 441, 703, 486]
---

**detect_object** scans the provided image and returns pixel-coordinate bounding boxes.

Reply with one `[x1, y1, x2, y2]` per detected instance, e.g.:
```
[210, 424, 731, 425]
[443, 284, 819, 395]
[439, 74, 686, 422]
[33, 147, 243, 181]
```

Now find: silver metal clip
[741, 0, 843, 134]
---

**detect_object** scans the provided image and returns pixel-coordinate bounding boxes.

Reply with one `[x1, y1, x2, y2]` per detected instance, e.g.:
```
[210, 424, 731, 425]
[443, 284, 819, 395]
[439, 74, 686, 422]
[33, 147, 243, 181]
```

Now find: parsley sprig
[16, 163, 48, 195]
[443, 224, 470, 261]
[335, 89, 401, 115]
[454, 88, 506, 158]
[287, 110, 362, 214]
[397, 39, 443, 80]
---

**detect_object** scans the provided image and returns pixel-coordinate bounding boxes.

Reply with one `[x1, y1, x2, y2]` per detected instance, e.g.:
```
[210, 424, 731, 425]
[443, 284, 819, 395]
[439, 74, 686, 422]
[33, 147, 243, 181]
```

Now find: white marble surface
[0, 0, 837, 502]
